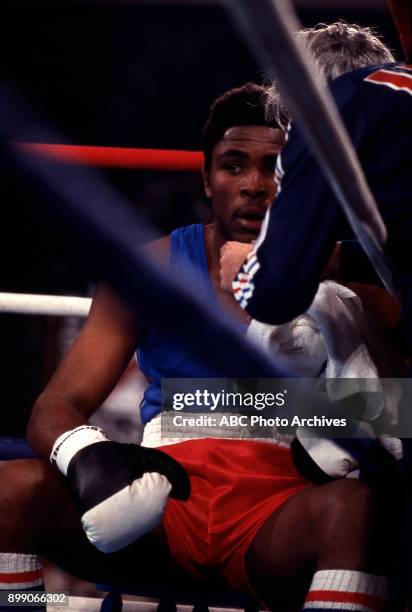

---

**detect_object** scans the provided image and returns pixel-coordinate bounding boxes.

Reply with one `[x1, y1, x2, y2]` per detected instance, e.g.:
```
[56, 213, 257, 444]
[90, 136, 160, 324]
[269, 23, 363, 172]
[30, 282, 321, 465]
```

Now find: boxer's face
[203, 125, 284, 243]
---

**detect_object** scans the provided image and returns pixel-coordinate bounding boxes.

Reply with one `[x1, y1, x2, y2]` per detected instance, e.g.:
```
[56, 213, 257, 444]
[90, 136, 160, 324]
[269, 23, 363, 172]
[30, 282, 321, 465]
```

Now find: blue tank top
[138, 224, 237, 425]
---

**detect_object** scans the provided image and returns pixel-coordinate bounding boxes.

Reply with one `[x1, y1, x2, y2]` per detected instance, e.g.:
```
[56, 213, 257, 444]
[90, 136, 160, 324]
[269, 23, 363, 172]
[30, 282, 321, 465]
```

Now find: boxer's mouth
[236, 207, 266, 232]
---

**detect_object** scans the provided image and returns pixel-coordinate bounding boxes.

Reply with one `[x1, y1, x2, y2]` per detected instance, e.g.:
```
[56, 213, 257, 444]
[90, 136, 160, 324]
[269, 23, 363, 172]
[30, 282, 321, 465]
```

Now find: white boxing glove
[51, 425, 190, 553]
[294, 433, 359, 481]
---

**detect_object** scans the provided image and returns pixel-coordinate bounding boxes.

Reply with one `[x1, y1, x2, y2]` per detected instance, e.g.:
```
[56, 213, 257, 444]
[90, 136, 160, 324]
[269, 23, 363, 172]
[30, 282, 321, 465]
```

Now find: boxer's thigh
[0, 458, 171, 585]
[244, 485, 316, 610]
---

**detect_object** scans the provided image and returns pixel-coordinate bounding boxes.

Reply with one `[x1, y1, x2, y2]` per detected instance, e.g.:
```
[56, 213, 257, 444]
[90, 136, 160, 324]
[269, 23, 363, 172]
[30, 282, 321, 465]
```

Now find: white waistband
[141, 413, 292, 449]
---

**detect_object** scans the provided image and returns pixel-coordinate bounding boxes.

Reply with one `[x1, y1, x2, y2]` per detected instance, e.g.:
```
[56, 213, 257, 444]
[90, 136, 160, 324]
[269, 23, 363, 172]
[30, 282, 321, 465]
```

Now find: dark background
[0, 1, 403, 434]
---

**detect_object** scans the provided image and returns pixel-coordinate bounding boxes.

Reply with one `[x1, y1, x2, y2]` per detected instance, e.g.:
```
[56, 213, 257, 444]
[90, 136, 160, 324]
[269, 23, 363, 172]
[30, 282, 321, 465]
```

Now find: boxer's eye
[224, 162, 243, 175]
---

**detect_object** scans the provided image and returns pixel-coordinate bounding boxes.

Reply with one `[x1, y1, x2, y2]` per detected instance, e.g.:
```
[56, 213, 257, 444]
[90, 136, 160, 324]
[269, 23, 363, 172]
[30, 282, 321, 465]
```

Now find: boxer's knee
[1, 459, 58, 505]
[311, 479, 375, 528]
[0, 459, 72, 550]
[309, 479, 392, 571]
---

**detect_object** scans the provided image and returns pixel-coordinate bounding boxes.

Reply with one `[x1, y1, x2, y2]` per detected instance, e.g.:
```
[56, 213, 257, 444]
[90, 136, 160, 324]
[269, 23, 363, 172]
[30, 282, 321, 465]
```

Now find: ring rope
[15, 143, 203, 171]
[0, 292, 91, 317]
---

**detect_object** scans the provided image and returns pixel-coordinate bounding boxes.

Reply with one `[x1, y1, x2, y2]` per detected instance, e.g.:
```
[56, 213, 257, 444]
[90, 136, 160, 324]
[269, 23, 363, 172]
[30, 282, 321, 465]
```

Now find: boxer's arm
[323, 240, 383, 287]
[27, 283, 140, 458]
[27, 283, 190, 554]
[27, 236, 191, 554]
[28, 235, 171, 458]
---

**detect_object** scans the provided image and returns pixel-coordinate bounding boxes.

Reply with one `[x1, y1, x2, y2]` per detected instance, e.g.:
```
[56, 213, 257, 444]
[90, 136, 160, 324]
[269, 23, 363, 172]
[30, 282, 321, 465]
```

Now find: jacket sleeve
[233, 72, 370, 325]
[233, 122, 344, 324]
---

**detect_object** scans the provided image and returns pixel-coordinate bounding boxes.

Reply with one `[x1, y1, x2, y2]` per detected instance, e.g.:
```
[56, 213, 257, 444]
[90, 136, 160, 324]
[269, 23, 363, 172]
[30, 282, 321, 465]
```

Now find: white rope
[0, 292, 91, 317]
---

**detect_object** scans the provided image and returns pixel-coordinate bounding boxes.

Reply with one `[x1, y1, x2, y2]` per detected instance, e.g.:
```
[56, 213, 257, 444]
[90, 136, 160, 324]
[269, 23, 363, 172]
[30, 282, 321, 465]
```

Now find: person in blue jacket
[231, 23, 411, 355]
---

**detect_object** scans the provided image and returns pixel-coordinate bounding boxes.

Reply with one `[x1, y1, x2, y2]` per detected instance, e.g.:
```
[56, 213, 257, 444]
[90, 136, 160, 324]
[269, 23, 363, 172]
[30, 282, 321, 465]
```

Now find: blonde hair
[266, 21, 395, 127]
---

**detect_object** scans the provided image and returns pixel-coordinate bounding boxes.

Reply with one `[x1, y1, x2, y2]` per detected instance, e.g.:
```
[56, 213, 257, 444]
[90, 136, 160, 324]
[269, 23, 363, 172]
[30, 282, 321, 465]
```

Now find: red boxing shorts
[159, 438, 312, 595]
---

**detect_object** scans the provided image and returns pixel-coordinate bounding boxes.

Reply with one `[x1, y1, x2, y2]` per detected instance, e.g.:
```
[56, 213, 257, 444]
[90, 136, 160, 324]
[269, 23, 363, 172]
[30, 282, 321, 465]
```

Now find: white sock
[303, 569, 387, 611]
[0, 554, 44, 611]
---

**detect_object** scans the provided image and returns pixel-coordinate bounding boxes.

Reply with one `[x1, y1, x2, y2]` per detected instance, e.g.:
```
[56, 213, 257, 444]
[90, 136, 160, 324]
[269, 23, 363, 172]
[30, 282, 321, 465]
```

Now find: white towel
[246, 313, 327, 377]
[247, 281, 405, 474]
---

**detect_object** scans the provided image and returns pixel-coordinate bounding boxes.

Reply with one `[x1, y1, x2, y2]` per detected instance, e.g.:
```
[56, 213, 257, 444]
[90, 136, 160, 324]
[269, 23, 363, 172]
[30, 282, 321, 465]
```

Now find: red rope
[16, 143, 204, 171]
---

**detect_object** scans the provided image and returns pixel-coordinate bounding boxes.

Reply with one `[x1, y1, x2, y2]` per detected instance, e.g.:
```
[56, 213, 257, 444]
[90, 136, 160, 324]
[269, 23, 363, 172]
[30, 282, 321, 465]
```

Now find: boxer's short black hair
[202, 82, 280, 170]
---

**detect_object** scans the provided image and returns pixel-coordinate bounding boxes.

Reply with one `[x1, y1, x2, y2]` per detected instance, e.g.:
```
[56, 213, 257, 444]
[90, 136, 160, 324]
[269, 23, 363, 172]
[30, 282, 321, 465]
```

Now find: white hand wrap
[51, 425, 109, 475]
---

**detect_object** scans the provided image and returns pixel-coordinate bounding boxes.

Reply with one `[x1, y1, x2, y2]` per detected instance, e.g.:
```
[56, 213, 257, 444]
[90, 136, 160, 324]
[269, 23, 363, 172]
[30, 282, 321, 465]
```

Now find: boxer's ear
[202, 161, 212, 199]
